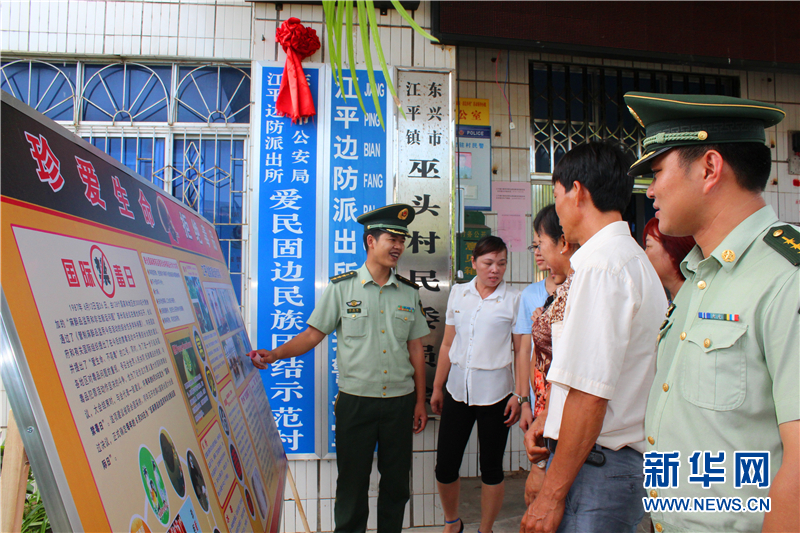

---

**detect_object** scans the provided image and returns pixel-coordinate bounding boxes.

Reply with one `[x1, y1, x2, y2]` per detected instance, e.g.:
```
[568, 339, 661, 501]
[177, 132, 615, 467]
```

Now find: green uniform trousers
[334, 391, 415, 533]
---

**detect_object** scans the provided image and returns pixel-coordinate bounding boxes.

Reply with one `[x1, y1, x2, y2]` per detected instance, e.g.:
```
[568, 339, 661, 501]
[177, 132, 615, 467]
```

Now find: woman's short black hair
[533, 204, 563, 243]
[472, 235, 507, 260]
[552, 140, 634, 214]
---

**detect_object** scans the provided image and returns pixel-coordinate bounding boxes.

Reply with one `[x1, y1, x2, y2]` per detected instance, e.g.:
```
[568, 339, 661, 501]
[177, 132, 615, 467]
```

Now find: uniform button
[680, 332, 686, 341]
[383, 386, 387, 390]
[697, 280, 707, 290]
[655, 523, 663, 533]
[382, 392, 386, 396]
[352, 315, 356, 318]
[381, 329, 385, 333]
[380, 290, 382, 294]
[384, 370, 387, 374]
[380, 310, 384, 314]
[404, 317, 408, 321]
[704, 338, 711, 348]
[383, 350, 386, 353]
[648, 436, 655, 445]
[650, 489, 658, 498]
[662, 383, 669, 392]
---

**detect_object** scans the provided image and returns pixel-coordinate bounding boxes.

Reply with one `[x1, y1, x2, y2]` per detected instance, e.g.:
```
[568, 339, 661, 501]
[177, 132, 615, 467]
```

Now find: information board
[395, 69, 454, 390]
[0, 92, 287, 533]
[455, 98, 492, 210]
[325, 69, 390, 454]
[254, 63, 322, 456]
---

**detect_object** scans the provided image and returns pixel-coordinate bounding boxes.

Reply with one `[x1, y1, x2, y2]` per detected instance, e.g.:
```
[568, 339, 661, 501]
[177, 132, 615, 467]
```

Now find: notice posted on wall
[0, 94, 286, 533]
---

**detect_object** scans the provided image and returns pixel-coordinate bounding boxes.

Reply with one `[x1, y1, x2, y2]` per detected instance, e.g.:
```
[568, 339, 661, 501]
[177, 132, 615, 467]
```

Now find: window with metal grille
[1, 59, 251, 309]
[529, 62, 740, 174]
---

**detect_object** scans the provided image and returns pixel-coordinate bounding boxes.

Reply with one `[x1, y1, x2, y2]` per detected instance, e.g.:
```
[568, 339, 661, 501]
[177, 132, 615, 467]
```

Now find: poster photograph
[0, 93, 286, 532]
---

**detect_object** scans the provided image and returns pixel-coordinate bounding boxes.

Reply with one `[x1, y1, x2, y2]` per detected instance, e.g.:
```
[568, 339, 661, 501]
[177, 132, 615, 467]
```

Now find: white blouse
[444, 279, 521, 406]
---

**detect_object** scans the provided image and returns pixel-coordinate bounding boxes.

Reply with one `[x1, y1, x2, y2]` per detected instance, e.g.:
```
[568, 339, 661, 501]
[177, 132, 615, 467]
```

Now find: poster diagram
[1, 93, 286, 532]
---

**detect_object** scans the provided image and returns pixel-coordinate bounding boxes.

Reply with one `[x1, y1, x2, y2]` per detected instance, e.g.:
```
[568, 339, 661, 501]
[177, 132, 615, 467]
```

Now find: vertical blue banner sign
[327, 70, 389, 453]
[257, 66, 319, 455]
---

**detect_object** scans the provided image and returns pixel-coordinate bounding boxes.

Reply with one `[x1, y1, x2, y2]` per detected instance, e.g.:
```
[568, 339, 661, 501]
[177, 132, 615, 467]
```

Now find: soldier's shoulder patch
[763, 225, 800, 267]
[330, 271, 358, 283]
[395, 274, 420, 290]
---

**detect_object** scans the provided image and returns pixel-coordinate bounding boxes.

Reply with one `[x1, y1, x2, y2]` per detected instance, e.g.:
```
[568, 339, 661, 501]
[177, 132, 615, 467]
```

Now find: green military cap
[624, 92, 785, 176]
[356, 203, 415, 236]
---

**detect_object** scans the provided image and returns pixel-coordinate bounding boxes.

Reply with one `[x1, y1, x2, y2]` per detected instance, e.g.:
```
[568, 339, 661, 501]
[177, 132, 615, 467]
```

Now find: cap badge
[398, 208, 409, 220]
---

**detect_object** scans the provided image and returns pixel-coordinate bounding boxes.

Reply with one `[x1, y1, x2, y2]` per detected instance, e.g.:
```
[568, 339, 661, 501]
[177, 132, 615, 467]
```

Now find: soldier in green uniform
[249, 203, 430, 533]
[625, 93, 799, 533]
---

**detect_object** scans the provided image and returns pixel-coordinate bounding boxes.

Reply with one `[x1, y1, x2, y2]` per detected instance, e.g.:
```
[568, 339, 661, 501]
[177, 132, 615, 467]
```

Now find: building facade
[2, 1, 799, 531]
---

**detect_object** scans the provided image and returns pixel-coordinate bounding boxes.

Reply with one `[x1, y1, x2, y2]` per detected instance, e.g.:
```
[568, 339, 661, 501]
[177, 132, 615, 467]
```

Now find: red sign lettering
[24, 132, 64, 192]
[62, 259, 80, 287]
[111, 176, 134, 219]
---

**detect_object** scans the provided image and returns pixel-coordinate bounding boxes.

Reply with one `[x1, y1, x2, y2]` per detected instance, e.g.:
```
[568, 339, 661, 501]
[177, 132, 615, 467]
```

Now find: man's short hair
[552, 140, 635, 214]
[675, 143, 772, 192]
[363, 228, 388, 250]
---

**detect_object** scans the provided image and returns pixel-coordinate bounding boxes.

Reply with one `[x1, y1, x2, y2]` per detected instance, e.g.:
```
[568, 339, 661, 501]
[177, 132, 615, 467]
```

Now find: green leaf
[344, 1, 368, 118]
[357, 0, 384, 129]
[365, 0, 405, 118]
[390, 0, 439, 42]
[324, 1, 346, 97]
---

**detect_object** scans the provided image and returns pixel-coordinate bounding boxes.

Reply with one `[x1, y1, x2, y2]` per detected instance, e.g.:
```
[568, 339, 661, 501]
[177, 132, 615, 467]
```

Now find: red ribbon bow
[275, 18, 320, 122]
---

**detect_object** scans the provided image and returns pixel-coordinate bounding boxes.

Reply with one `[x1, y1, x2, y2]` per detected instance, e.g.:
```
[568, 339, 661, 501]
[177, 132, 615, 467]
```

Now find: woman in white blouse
[431, 235, 525, 533]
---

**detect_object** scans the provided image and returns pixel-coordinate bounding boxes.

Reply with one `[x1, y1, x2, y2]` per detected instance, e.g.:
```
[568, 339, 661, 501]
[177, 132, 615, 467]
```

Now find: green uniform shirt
[645, 206, 800, 533]
[307, 264, 430, 398]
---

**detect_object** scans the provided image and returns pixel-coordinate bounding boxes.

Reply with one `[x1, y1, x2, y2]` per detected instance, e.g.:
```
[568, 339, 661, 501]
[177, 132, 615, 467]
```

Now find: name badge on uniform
[346, 300, 362, 314]
[698, 312, 739, 322]
[397, 305, 414, 313]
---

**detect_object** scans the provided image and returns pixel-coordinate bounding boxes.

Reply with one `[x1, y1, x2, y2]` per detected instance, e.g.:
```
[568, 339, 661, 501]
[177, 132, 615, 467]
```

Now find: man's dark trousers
[334, 391, 415, 533]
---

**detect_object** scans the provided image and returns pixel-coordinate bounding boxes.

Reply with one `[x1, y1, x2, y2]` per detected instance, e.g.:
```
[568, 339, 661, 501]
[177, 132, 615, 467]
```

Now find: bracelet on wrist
[513, 393, 530, 404]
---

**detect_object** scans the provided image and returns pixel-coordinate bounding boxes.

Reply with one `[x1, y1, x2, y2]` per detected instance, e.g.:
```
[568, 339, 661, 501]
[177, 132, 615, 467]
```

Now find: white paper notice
[142, 254, 194, 330]
[492, 183, 532, 252]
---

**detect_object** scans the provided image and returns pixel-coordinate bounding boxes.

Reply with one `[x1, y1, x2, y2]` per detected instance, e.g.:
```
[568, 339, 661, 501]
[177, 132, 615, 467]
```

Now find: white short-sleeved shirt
[445, 279, 521, 406]
[543, 221, 667, 452]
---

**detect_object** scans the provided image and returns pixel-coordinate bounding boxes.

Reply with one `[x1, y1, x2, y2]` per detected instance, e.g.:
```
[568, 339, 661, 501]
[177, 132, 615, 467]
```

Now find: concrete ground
[407, 472, 652, 533]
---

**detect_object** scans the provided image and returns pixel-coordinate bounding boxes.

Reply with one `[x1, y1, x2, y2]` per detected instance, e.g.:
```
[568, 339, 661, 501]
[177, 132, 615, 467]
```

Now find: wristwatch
[514, 393, 530, 405]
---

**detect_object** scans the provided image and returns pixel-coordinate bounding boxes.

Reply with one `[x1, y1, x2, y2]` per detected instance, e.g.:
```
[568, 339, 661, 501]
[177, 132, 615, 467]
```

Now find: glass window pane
[1, 60, 76, 120]
[176, 66, 251, 124]
[83, 64, 170, 122]
[85, 135, 167, 188]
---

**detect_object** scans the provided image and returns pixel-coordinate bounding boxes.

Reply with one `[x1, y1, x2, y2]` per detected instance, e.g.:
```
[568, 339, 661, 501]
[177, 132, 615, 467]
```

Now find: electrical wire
[494, 49, 513, 124]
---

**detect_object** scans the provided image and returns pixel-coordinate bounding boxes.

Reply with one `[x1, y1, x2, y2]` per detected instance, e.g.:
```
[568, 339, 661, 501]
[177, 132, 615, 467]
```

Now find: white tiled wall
[457, 47, 800, 295]
[278, 419, 528, 532]
[1, 0, 252, 59]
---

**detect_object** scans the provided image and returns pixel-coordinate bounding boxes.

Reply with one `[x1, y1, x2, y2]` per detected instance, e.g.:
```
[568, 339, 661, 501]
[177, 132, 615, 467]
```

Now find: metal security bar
[1, 59, 251, 312]
[529, 61, 740, 174]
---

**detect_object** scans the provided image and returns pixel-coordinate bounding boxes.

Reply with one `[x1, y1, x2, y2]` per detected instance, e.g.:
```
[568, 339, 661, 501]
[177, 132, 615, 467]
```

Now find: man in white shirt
[521, 140, 667, 533]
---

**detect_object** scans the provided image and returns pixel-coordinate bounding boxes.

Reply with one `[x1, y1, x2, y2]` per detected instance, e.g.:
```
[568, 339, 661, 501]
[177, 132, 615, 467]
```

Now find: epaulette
[330, 271, 358, 283]
[395, 274, 419, 289]
[763, 225, 800, 266]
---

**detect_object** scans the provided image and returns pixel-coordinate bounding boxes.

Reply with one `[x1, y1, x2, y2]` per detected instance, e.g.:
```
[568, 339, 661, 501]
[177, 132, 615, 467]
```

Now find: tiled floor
[407, 473, 652, 533]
